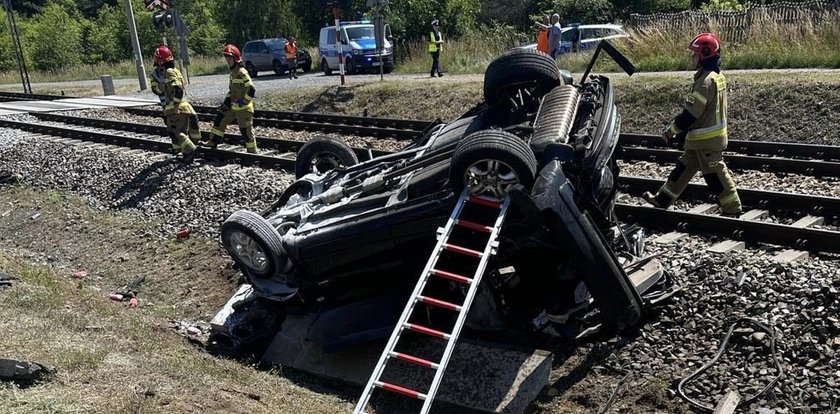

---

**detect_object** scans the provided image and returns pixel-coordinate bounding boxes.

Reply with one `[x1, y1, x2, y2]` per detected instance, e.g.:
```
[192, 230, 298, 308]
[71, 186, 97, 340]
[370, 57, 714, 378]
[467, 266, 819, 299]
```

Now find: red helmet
[222, 44, 241, 62]
[689, 33, 721, 60]
[154, 45, 174, 66]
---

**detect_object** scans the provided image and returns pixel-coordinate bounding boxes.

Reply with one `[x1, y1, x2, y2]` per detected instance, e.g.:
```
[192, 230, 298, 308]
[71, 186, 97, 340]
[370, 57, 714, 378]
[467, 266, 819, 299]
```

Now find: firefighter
[643, 33, 742, 216]
[151, 45, 199, 157]
[199, 44, 258, 153]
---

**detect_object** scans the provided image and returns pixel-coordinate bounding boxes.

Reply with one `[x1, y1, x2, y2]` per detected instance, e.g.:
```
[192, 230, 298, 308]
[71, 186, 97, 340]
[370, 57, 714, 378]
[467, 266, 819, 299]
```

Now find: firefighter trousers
[165, 113, 199, 155]
[654, 149, 741, 214]
[208, 109, 257, 153]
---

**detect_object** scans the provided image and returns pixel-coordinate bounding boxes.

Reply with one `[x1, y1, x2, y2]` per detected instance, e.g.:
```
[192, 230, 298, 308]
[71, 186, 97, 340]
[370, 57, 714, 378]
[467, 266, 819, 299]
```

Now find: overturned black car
[213, 46, 677, 351]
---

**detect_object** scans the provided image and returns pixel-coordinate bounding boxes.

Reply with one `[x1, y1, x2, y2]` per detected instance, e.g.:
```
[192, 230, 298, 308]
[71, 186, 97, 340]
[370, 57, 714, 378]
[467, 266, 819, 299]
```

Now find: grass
[0, 186, 352, 414]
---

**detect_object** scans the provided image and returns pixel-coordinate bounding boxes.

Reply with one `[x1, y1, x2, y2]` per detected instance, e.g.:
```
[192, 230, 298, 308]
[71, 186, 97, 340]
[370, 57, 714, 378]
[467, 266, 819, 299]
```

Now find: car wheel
[272, 60, 285, 76]
[450, 129, 537, 199]
[295, 135, 359, 179]
[322, 58, 332, 76]
[302, 62, 312, 73]
[344, 56, 354, 74]
[483, 48, 560, 109]
[245, 62, 258, 78]
[221, 210, 286, 279]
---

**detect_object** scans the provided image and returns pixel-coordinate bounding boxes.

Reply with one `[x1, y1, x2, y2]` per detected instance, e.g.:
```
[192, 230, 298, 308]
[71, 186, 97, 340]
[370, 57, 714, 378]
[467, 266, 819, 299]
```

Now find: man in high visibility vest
[199, 44, 258, 153]
[428, 19, 444, 78]
[151, 45, 198, 157]
[285, 36, 299, 80]
[643, 33, 742, 216]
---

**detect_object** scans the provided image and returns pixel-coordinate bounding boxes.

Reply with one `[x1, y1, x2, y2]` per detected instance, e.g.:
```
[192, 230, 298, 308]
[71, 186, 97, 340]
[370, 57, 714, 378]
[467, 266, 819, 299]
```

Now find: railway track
[2, 113, 839, 255]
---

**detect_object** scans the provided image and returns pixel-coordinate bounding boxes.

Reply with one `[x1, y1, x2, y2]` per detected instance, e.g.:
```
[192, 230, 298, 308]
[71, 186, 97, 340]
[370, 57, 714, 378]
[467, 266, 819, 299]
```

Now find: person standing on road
[643, 33, 742, 216]
[534, 14, 550, 55]
[285, 36, 299, 80]
[151, 45, 198, 157]
[199, 44, 258, 153]
[548, 13, 563, 59]
[428, 19, 444, 77]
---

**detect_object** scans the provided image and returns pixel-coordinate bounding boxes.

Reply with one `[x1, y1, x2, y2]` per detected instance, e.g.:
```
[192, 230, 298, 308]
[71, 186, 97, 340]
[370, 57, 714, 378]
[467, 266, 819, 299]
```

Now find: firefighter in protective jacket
[643, 33, 742, 216]
[151, 45, 199, 156]
[199, 44, 258, 153]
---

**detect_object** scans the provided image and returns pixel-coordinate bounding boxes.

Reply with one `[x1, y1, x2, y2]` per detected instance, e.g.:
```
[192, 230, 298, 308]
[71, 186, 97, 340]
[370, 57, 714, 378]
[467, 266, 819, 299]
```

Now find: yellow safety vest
[428, 31, 443, 53]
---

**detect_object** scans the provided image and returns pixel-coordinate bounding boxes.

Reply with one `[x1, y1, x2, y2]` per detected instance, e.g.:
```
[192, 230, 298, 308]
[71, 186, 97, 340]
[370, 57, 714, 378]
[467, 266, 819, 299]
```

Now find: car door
[256, 41, 272, 70]
[323, 28, 338, 69]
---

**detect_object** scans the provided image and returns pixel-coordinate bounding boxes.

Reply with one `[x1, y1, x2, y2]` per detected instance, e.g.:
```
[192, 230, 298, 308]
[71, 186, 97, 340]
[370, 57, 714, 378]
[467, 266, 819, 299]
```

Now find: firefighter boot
[241, 127, 257, 154]
[199, 134, 222, 149]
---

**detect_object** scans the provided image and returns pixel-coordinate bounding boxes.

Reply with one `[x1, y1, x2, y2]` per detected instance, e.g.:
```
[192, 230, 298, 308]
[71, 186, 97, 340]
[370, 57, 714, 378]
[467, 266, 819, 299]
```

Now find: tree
[215, 0, 301, 46]
[23, 1, 83, 70]
[83, 4, 131, 63]
[0, 8, 19, 71]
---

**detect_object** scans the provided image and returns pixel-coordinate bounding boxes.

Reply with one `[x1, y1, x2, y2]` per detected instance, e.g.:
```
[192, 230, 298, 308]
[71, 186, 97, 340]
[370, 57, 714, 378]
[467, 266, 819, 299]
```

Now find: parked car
[319, 21, 395, 75]
[213, 46, 675, 352]
[521, 23, 630, 54]
[242, 37, 313, 78]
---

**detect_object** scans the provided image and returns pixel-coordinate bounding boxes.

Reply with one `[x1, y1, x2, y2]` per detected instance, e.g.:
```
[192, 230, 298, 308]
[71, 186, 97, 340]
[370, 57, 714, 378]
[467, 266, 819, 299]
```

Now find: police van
[319, 21, 394, 75]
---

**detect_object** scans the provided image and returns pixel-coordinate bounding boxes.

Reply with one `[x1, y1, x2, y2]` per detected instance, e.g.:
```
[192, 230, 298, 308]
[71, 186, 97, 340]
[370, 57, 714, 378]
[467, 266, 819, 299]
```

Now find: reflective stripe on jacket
[228, 64, 255, 112]
[681, 69, 728, 151]
[162, 68, 194, 116]
[428, 31, 443, 53]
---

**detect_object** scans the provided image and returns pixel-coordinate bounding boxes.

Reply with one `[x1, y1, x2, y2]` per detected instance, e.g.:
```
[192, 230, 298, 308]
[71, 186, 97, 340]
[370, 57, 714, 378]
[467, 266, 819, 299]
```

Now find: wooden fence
[625, 0, 840, 43]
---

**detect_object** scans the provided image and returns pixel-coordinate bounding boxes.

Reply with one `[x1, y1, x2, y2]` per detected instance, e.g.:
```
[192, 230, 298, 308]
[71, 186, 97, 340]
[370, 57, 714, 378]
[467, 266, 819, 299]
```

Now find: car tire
[295, 135, 359, 179]
[345, 56, 355, 74]
[245, 62, 258, 78]
[483, 48, 560, 108]
[450, 129, 537, 198]
[322, 59, 332, 76]
[272, 60, 285, 76]
[221, 210, 286, 279]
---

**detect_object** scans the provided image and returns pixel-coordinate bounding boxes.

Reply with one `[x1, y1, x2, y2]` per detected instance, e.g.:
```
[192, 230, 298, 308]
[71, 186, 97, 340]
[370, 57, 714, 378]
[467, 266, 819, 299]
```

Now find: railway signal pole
[2, 0, 31, 94]
[124, 0, 148, 91]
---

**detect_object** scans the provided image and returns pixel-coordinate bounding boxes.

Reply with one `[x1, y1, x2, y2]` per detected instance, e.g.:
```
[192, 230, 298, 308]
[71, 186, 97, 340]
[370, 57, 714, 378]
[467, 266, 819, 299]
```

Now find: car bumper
[356, 54, 394, 68]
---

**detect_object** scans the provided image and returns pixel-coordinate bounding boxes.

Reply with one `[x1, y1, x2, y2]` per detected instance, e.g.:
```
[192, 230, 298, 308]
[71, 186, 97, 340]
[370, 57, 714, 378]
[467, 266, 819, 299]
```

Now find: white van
[319, 21, 394, 75]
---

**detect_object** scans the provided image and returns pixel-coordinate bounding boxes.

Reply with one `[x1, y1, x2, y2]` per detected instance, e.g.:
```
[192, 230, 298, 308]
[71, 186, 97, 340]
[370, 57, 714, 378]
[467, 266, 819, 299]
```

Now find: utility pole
[333, 3, 345, 85]
[123, 0, 148, 91]
[3, 0, 31, 94]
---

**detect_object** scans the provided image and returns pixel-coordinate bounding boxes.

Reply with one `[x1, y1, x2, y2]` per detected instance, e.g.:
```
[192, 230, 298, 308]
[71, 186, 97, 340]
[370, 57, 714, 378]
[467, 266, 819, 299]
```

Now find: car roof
[246, 38, 286, 44]
[561, 24, 626, 32]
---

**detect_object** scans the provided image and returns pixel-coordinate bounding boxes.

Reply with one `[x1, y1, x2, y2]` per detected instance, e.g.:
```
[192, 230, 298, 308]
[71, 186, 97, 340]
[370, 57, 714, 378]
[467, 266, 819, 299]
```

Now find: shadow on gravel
[111, 158, 193, 209]
[300, 85, 363, 113]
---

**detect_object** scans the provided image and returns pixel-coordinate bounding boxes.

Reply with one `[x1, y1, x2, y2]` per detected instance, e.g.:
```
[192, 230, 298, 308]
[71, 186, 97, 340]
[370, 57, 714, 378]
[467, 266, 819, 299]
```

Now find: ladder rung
[430, 269, 472, 285]
[389, 351, 440, 369]
[467, 195, 502, 209]
[443, 243, 482, 258]
[374, 380, 428, 400]
[405, 323, 451, 340]
[455, 219, 492, 233]
[418, 295, 461, 312]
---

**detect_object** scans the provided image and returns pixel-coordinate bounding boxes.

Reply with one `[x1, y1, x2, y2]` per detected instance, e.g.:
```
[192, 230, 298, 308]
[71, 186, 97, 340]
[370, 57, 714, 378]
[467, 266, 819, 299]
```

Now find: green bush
[24, 2, 83, 71]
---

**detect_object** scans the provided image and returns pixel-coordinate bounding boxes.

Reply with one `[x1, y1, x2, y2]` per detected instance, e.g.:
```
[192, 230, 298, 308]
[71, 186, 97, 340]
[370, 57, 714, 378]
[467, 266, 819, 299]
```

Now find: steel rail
[5, 116, 840, 253]
[0, 91, 67, 101]
[0, 118, 296, 170]
[620, 147, 840, 177]
[123, 107, 426, 140]
[620, 133, 840, 162]
[615, 203, 840, 253]
[618, 175, 840, 217]
[30, 112, 391, 160]
[191, 105, 438, 131]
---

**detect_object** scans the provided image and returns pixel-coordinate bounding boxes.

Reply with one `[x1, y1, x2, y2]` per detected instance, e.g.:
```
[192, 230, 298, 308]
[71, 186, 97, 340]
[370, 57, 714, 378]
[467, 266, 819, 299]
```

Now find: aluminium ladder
[353, 189, 511, 414]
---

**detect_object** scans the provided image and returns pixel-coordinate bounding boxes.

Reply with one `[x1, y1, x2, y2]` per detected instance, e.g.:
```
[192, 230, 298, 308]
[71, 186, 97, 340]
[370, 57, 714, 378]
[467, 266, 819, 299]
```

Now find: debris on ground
[168, 320, 212, 345]
[0, 271, 16, 288]
[71, 270, 88, 279]
[176, 228, 191, 239]
[0, 171, 22, 185]
[0, 358, 55, 385]
[108, 274, 145, 306]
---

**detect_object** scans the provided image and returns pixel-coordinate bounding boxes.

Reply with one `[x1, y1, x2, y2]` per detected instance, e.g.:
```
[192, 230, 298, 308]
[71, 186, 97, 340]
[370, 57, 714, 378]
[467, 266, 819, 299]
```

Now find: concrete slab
[713, 390, 740, 414]
[739, 209, 769, 221]
[261, 313, 552, 414]
[708, 240, 746, 254]
[689, 203, 718, 214]
[791, 215, 824, 228]
[772, 249, 809, 264]
[653, 231, 688, 245]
